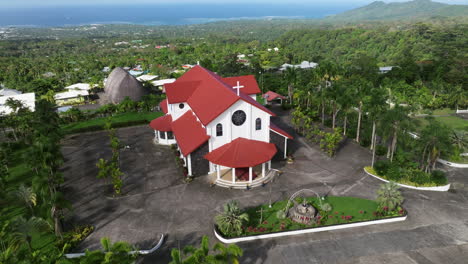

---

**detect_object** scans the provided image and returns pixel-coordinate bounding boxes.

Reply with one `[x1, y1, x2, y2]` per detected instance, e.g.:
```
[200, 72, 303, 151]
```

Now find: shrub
[386, 166, 403, 181]
[375, 145, 387, 156]
[408, 169, 429, 185]
[431, 170, 448, 185]
[374, 160, 390, 176]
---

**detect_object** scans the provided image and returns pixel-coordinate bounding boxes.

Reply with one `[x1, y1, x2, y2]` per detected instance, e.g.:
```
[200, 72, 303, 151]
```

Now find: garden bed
[215, 197, 407, 243]
[364, 167, 451, 191]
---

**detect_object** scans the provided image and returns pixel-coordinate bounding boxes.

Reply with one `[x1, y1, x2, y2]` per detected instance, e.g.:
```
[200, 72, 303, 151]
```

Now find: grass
[414, 115, 468, 132]
[61, 111, 163, 134]
[224, 196, 403, 238]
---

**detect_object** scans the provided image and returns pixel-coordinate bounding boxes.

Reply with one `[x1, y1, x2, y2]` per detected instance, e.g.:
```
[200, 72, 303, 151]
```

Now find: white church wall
[251, 105, 270, 142]
[168, 102, 191, 120]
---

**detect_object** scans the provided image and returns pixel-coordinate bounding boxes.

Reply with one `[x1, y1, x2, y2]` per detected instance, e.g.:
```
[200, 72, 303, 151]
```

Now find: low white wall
[456, 109, 468, 114]
[437, 158, 468, 169]
[214, 215, 407, 244]
[364, 168, 451, 192]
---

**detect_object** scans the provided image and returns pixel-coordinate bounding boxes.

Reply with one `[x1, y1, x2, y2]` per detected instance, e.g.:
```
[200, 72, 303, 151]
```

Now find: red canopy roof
[263, 91, 286, 102]
[204, 137, 277, 168]
[270, 123, 293, 140]
[149, 115, 172, 132]
[222, 75, 261, 95]
[165, 81, 200, 103]
[159, 99, 168, 114]
[172, 111, 210, 156]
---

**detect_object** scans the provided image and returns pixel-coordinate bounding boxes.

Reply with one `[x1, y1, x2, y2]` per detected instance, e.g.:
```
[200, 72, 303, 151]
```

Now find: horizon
[1, 0, 467, 8]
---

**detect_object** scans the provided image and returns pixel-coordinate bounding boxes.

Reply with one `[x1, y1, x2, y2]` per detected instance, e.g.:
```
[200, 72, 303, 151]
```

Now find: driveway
[61, 110, 468, 263]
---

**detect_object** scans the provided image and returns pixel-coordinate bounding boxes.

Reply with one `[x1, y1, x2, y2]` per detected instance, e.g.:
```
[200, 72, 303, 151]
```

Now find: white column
[187, 154, 192, 176]
[268, 160, 271, 170]
[284, 138, 288, 159]
[262, 163, 266, 178]
[232, 168, 236, 183]
[217, 165, 220, 180]
[249, 167, 253, 183]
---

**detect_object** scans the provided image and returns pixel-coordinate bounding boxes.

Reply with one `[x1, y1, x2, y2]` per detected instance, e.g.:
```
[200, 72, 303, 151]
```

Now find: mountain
[326, 0, 468, 21]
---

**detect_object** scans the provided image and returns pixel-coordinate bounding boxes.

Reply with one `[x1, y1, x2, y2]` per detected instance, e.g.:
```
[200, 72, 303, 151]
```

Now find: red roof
[263, 91, 286, 102]
[159, 99, 168, 114]
[270, 123, 293, 139]
[204, 137, 277, 168]
[184, 66, 275, 125]
[165, 81, 201, 104]
[172, 111, 210, 156]
[222, 75, 261, 95]
[149, 115, 172, 132]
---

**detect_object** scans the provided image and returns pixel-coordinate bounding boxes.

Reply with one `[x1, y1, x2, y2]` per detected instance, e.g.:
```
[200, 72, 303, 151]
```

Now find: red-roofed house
[262, 91, 286, 104]
[149, 66, 293, 188]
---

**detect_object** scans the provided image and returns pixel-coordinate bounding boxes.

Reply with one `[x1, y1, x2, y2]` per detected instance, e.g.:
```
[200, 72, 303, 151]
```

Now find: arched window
[255, 118, 261, 130]
[216, 123, 223, 137]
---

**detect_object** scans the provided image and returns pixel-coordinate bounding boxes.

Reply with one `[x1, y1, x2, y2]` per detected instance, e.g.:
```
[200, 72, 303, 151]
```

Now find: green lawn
[226, 196, 401, 238]
[414, 115, 468, 132]
[61, 111, 163, 134]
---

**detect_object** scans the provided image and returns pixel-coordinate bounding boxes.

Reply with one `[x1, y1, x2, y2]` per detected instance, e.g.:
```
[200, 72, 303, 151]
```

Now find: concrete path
[61, 108, 468, 264]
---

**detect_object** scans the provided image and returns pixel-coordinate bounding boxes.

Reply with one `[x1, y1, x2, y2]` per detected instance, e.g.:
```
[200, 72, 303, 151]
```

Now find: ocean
[0, 4, 358, 27]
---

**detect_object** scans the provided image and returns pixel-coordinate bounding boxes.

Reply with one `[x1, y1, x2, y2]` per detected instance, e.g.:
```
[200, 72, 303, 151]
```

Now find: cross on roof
[233, 81, 244, 96]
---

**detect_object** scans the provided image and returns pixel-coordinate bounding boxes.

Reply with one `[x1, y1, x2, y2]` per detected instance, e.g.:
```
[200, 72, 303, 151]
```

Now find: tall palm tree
[450, 131, 467, 153]
[215, 201, 249, 237]
[285, 67, 297, 105]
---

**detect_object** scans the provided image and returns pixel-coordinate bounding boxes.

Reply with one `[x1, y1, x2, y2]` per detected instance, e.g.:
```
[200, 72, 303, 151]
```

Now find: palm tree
[11, 216, 51, 253]
[11, 184, 37, 216]
[450, 131, 467, 153]
[418, 119, 453, 172]
[284, 67, 297, 105]
[215, 201, 249, 237]
[382, 104, 411, 162]
[213, 242, 243, 264]
[376, 182, 404, 212]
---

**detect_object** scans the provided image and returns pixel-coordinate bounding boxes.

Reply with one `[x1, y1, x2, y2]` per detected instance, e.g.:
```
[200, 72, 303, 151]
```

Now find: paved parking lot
[61, 112, 468, 263]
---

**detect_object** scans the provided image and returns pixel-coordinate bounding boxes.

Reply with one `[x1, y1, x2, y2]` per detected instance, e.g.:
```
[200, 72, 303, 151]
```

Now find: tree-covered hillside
[325, 0, 468, 21]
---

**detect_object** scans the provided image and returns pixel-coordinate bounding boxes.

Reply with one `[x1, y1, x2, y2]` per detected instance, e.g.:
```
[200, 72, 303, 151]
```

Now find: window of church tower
[216, 123, 223, 136]
[232, 110, 246, 126]
[255, 118, 262, 130]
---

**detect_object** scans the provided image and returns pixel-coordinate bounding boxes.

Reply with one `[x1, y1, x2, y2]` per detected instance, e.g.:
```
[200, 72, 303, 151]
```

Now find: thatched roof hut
[104, 67, 148, 103]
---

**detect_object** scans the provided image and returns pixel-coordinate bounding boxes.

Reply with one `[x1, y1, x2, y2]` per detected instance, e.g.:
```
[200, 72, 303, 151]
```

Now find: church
[149, 66, 292, 188]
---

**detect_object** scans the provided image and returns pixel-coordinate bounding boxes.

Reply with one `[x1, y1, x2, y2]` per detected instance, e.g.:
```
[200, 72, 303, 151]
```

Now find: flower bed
[216, 196, 406, 239]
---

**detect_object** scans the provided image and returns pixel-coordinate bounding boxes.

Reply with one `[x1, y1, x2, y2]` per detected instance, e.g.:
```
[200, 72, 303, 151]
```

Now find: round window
[179, 103, 185, 109]
[232, 110, 246, 126]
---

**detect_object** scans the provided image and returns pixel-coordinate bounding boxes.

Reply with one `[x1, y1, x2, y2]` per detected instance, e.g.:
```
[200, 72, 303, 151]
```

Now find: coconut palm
[11, 216, 51, 253]
[376, 182, 404, 212]
[11, 184, 37, 216]
[450, 131, 468, 153]
[215, 201, 249, 237]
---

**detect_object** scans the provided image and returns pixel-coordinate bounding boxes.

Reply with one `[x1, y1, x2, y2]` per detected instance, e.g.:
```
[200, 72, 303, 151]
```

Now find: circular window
[179, 103, 185, 109]
[232, 110, 246, 126]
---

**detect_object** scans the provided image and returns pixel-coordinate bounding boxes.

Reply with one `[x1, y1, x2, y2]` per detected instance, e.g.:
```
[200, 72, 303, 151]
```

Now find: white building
[136, 75, 159, 82]
[150, 66, 292, 189]
[65, 83, 92, 91]
[279, 61, 318, 71]
[54, 90, 89, 106]
[0, 92, 36, 115]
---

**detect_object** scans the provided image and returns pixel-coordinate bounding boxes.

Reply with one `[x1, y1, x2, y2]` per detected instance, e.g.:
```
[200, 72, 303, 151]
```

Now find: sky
[1, 0, 467, 8]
